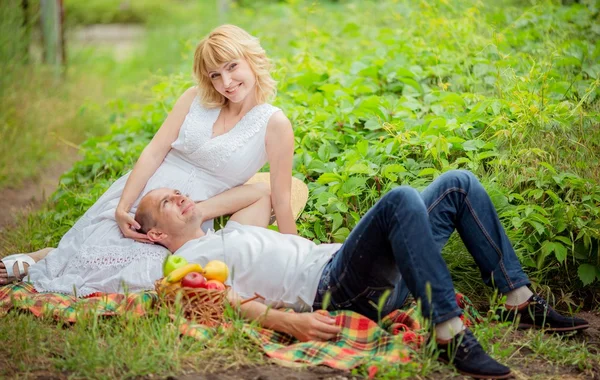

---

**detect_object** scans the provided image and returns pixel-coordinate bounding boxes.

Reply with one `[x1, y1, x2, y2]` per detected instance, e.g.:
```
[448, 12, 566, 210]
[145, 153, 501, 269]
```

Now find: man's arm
[229, 290, 341, 342]
[195, 183, 270, 224]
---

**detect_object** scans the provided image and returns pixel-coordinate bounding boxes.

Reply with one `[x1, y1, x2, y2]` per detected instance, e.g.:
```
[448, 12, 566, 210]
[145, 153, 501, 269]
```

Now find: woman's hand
[115, 208, 153, 243]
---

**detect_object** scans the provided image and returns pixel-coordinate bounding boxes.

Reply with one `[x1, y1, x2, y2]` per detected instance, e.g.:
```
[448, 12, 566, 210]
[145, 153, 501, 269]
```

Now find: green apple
[163, 255, 188, 277]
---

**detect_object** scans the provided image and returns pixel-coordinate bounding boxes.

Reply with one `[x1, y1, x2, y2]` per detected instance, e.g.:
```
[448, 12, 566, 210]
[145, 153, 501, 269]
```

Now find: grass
[0, 0, 217, 188]
[2, 295, 597, 379]
[1, 0, 600, 378]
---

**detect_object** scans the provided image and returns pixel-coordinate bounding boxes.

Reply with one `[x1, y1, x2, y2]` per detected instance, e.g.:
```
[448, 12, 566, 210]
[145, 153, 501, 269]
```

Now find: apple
[203, 260, 229, 283]
[205, 280, 226, 291]
[181, 272, 207, 289]
[163, 255, 188, 277]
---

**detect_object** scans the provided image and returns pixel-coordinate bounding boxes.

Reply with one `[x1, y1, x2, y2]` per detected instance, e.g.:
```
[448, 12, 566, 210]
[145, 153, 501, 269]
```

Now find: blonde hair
[193, 25, 277, 108]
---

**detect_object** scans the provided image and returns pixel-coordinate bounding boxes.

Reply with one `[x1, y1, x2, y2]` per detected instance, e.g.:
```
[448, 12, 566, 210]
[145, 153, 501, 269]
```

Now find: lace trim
[181, 98, 215, 157]
[68, 244, 168, 270]
[32, 282, 100, 298]
[182, 102, 280, 169]
[31, 283, 155, 298]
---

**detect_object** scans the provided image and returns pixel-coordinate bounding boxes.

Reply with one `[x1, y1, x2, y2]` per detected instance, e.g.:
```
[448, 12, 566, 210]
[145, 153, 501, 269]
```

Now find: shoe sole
[438, 358, 512, 379]
[518, 323, 590, 332]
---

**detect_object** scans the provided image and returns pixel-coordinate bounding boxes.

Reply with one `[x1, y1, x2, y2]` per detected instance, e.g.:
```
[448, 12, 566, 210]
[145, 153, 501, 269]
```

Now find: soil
[0, 151, 79, 232]
[72, 24, 145, 62]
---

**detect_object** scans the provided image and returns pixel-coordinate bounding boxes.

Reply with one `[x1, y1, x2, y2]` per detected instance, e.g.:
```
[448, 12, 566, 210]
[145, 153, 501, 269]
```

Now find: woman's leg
[0, 247, 54, 284]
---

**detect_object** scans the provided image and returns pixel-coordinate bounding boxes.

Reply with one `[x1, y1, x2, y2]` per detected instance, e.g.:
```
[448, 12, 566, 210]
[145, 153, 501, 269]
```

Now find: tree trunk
[217, 0, 230, 23]
[40, 0, 65, 76]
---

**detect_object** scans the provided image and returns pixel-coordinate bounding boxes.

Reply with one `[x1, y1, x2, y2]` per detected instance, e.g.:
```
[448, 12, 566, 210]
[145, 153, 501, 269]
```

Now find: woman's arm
[265, 112, 297, 235]
[196, 183, 271, 225]
[116, 87, 198, 242]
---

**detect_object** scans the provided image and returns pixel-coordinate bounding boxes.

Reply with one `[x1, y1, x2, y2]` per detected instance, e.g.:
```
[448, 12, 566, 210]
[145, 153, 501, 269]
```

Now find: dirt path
[0, 24, 145, 232]
[0, 151, 79, 232]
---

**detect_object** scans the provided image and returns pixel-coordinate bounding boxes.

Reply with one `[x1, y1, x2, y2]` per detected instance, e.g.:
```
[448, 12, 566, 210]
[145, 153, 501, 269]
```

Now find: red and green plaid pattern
[1, 282, 481, 370]
[0, 282, 155, 322]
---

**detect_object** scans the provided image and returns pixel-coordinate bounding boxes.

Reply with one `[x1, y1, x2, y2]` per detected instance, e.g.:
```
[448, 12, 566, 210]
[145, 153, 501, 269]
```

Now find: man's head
[135, 188, 204, 250]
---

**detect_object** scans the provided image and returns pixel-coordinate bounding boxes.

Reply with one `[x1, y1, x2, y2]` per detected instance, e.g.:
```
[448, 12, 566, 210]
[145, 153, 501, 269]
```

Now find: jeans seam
[464, 197, 515, 289]
[426, 187, 466, 214]
[426, 185, 516, 290]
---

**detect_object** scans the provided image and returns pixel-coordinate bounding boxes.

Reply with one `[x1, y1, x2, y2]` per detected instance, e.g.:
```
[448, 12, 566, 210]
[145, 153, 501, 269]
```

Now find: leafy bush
[5, 0, 600, 306]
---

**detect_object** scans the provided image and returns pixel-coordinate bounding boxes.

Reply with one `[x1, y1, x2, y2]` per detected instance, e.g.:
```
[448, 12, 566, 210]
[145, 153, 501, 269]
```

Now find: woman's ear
[147, 229, 167, 243]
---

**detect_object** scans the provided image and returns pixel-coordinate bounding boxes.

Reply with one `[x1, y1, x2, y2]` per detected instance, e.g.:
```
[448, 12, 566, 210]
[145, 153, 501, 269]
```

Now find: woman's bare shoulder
[178, 86, 199, 105]
[266, 108, 292, 130]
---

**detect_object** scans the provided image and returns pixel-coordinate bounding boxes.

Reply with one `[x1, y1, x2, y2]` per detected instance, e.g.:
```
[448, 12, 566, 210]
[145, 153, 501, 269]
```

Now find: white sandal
[1, 254, 36, 283]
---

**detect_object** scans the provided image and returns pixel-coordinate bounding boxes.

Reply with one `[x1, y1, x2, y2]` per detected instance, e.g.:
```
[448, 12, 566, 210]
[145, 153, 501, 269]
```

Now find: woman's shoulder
[264, 106, 290, 129]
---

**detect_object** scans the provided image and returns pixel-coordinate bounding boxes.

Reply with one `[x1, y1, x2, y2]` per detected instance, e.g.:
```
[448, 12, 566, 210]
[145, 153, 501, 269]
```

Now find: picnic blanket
[0, 282, 481, 371]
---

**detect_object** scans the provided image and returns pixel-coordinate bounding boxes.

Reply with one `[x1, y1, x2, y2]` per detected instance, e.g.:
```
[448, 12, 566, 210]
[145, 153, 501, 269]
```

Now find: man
[135, 170, 589, 379]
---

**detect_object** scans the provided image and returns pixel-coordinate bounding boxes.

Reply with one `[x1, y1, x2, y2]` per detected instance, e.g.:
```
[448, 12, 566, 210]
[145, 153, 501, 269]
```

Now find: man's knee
[383, 186, 422, 208]
[437, 169, 480, 189]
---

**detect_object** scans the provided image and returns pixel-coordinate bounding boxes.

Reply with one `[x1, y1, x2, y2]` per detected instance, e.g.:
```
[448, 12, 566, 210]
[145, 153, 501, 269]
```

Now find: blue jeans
[312, 170, 530, 324]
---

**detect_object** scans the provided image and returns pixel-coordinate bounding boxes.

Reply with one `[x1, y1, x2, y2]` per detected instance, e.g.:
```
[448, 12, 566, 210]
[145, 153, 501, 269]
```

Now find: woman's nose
[222, 72, 232, 87]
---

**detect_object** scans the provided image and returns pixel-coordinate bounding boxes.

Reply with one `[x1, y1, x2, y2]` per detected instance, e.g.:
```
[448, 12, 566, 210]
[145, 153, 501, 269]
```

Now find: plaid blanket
[0, 282, 481, 371]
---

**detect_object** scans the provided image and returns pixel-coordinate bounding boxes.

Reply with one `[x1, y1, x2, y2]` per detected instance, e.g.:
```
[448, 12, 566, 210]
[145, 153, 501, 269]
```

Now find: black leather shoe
[437, 329, 512, 379]
[501, 295, 589, 332]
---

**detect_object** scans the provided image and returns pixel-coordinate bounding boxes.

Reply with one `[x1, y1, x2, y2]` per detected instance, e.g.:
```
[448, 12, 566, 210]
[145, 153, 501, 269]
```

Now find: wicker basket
[154, 279, 228, 326]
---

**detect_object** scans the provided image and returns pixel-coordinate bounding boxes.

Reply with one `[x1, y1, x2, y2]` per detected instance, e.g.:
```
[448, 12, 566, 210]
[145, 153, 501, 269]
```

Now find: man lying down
[135, 171, 588, 380]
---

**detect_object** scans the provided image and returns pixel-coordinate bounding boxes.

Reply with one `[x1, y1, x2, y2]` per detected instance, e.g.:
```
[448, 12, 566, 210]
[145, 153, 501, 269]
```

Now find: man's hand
[232, 291, 341, 342]
[285, 311, 341, 342]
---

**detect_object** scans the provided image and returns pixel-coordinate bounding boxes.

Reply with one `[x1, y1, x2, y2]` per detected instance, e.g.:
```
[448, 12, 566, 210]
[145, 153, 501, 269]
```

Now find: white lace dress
[28, 98, 281, 296]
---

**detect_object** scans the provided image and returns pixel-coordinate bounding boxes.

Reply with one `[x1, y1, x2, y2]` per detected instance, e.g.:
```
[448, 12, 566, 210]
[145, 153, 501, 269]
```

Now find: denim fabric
[312, 170, 530, 324]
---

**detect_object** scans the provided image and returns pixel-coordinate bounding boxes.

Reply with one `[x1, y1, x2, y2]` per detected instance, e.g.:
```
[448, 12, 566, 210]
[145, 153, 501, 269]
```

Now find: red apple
[181, 272, 207, 289]
[205, 280, 226, 291]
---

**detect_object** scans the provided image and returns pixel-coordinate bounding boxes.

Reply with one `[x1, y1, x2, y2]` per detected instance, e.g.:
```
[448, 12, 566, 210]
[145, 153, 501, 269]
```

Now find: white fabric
[505, 286, 533, 307]
[28, 98, 281, 297]
[1, 254, 36, 279]
[176, 221, 341, 312]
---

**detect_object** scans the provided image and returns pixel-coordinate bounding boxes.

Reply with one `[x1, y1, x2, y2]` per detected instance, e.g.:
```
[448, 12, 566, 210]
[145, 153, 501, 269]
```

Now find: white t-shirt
[176, 221, 341, 311]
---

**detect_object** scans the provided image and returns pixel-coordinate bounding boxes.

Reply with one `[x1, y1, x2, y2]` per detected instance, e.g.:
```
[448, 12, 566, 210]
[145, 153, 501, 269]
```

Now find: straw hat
[244, 172, 308, 225]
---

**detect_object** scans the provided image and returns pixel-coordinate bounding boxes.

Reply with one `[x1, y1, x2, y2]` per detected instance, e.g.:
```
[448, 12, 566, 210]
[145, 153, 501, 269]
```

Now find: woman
[0, 25, 297, 295]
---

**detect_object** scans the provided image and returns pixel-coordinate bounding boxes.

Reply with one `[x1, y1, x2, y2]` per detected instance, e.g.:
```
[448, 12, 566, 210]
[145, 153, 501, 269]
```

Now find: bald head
[133, 188, 205, 251]
[135, 189, 161, 234]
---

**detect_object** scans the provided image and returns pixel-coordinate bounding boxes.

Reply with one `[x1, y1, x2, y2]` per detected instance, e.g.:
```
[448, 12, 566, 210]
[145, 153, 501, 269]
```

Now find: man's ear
[147, 228, 168, 243]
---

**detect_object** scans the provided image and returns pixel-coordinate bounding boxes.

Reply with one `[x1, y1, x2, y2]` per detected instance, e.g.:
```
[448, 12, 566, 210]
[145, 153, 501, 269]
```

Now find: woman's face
[208, 58, 256, 104]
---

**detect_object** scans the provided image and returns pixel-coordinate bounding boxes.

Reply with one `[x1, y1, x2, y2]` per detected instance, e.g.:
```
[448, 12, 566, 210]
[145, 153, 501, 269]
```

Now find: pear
[203, 260, 229, 283]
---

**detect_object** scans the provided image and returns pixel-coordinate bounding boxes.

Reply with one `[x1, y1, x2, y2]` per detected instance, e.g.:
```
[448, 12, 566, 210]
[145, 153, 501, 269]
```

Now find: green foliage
[64, 0, 192, 26]
[4, 0, 600, 303]
[2, 2, 600, 377]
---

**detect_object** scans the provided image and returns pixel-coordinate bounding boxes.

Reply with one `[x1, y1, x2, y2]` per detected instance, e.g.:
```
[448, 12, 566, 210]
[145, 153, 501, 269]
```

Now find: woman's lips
[226, 83, 242, 94]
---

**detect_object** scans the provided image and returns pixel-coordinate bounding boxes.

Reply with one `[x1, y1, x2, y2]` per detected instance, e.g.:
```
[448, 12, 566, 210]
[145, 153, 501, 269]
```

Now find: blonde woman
[0, 25, 298, 295]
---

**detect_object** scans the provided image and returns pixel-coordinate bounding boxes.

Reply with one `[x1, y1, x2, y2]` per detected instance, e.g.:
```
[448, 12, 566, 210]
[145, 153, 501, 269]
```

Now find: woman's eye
[210, 73, 220, 79]
[229, 63, 237, 70]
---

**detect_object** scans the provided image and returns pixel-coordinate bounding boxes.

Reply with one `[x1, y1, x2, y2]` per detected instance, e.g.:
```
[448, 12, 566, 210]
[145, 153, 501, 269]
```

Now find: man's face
[142, 188, 201, 237]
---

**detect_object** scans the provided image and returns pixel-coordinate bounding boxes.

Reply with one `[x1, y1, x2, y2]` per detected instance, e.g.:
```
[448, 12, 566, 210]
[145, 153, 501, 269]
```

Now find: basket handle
[240, 292, 265, 305]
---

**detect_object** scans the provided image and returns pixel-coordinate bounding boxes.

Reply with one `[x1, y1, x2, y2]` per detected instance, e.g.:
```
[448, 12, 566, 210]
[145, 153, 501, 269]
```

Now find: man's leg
[421, 170, 588, 331]
[420, 170, 530, 295]
[312, 181, 512, 378]
[313, 185, 461, 324]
